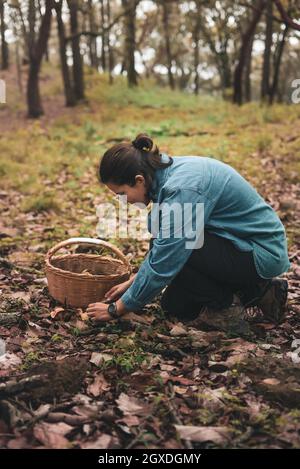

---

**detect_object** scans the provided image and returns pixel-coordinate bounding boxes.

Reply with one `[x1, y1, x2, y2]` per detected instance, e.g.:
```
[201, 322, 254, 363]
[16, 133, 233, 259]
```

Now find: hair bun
[132, 133, 153, 152]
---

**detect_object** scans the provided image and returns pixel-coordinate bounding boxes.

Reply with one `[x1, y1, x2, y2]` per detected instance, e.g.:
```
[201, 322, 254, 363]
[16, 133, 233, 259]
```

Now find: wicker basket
[45, 237, 131, 308]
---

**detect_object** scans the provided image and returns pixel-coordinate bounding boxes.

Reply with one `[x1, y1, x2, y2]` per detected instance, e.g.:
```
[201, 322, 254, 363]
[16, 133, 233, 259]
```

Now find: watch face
[108, 302, 117, 317]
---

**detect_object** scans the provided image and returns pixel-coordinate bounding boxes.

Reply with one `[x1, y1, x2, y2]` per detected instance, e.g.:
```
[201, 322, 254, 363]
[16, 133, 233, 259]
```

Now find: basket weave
[45, 237, 131, 308]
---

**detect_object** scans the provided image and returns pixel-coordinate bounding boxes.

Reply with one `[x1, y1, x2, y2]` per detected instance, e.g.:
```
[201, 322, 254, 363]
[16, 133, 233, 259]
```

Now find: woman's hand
[86, 299, 128, 322]
[86, 302, 111, 322]
[103, 274, 137, 302]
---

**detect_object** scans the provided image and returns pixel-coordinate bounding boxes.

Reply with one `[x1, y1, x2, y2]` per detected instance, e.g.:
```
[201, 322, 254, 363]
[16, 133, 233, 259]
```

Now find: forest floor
[0, 65, 300, 449]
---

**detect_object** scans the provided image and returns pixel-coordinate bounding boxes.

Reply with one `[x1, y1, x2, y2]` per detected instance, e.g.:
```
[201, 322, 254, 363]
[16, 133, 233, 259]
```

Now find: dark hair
[99, 133, 173, 190]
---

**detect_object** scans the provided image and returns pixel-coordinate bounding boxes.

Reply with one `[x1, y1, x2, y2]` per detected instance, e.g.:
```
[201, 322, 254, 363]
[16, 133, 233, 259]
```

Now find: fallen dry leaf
[50, 307, 65, 319]
[33, 422, 73, 449]
[79, 311, 89, 321]
[116, 393, 149, 416]
[175, 425, 232, 445]
[261, 378, 281, 386]
[0, 352, 22, 370]
[90, 352, 113, 367]
[80, 434, 112, 449]
[87, 373, 110, 397]
[169, 324, 187, 336]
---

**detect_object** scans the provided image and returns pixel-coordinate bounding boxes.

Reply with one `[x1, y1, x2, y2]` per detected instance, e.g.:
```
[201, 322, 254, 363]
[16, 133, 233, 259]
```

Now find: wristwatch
[107, 302, 119, 320]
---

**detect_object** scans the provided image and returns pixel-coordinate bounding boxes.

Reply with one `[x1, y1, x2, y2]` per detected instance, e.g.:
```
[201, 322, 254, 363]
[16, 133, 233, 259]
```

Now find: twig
[125, 415, 151, 450]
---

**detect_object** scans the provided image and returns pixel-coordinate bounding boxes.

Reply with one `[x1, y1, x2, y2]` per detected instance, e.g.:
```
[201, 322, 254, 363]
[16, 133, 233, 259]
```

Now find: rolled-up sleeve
[120, 188, 215, 311]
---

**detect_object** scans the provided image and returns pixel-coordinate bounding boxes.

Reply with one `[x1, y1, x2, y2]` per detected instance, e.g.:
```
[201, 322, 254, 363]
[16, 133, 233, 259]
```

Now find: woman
[86, 133, 289, 326]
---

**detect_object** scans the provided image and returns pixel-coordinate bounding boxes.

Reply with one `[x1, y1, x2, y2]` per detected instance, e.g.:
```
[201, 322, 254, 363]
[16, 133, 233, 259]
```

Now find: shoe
[255, 278, 288, 324]
[185, 304, 255, 339]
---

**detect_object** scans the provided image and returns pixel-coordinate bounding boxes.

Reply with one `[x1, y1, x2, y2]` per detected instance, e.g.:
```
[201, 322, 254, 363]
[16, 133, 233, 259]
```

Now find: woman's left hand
[86, 299, 128, 322]
[86, 302, 112, 322]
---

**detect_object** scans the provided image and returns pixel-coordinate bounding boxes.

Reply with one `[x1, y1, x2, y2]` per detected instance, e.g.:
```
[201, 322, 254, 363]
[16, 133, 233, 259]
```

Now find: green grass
[1, 66, 299, 195]
[0, 64, 299, 255]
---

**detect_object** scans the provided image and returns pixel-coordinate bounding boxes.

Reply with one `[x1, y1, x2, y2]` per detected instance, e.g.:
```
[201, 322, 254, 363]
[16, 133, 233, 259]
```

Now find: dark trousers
[150, 231, 270, 321]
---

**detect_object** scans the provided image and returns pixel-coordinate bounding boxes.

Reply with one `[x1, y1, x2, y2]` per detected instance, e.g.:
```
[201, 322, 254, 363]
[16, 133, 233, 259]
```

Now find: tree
[261, 0, 273, 101]
[100, 0, 114, 83]
[269, 24, 289, 103]
[67, 0, 85, 100]
[27, 0, 53, 118]
[273, 0, 300, 31]
[55, 0, 76, 107]
[233, 0, 266, 105]
[121, 0, 139, 87]
[160, 0, 175, 90]
[87, 0, 98, 69]
[192, 4, 201, 95]
[197, 0, 237, 97]
[0, 0, 9, 69]
[244, 33, 254, 102]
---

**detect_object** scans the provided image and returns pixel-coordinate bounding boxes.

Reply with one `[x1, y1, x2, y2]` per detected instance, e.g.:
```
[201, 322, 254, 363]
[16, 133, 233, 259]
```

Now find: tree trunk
[261, 0, 273, 101]
[161, 0, 175, 90]
[27, 0, 53, 118]
[88, 0, 98, 68]
[10, 8, 22, 92]
[100, 0, 106, 71]
[55, 0, 76, 107]
[0, 0, 9, 70]
[106, 0, 114, 84]
[269, 25, 289, 104]
[193, 11, 200, 95]
[122, 0, 138, 87]
[15, 35, 23, 95]
[38, 0, 50, 62]
[67, 0, 85, 100]
[244, 33, 254, 102]
[219, 48, 232, 94]
[28, 0, 36, 53]
[233, 0, 265, 105]
[14, 2, 29, 64]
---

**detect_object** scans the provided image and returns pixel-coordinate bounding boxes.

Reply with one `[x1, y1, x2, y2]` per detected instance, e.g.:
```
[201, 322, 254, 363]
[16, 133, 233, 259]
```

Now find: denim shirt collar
[149, 153, 172, 202]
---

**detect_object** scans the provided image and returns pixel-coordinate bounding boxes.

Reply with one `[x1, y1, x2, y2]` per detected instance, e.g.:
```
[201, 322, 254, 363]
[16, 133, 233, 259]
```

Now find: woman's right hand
[104, 275, 136, 302]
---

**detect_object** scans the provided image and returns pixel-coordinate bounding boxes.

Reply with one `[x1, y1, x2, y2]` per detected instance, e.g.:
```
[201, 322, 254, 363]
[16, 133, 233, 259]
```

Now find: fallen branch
[0, 375, 45, 398]
[46, 412, 89, 425]
[0, 312, 22, 327]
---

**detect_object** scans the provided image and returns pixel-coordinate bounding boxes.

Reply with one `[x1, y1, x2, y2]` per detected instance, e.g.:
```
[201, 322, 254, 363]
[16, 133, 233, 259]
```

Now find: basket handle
[46, 237, 131, 271]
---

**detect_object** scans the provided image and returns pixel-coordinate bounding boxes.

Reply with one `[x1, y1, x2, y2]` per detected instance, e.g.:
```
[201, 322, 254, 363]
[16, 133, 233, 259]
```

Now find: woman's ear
[134, 174, 146, 186]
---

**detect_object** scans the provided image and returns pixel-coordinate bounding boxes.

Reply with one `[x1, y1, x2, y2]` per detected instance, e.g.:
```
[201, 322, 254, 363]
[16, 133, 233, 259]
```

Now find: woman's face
[107, 175, 150, 206]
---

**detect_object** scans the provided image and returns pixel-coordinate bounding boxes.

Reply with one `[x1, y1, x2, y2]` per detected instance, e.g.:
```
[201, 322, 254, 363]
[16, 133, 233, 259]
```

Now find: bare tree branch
[273, 0, 300, 31]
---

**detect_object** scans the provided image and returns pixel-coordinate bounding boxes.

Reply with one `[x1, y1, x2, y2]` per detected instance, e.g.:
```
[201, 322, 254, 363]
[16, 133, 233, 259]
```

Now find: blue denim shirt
[120, 154, 290, 311]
